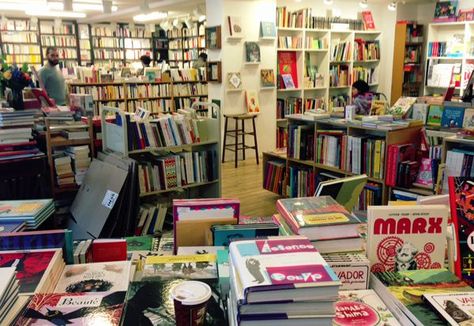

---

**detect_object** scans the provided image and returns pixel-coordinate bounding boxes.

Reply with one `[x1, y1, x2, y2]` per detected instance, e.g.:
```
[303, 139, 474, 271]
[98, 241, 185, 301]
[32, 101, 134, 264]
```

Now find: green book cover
[427, 105, 444, 127]
[125, 235, 153, 251]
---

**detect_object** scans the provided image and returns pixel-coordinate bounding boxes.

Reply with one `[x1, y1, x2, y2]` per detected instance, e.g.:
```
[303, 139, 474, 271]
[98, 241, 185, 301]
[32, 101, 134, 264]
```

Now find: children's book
[15, 291, 127, 326]
[423, 292, 474, 326]
[411, 103, 429, 124]
[125, 235, 153, 251]
[334, 289, 401, 325]
[0, 199, 53, 218]
[142, 254, 217, 280]
[228, 236, 340, 304]
[278, 51, 298, 88]
[441, 105, 465, 128]
[462, 108, 474, 128]
[246, 90, 260, 113]
[427, 105, 444, 127]
[54, 261, 131, 293]
[361, 11, 376, 30]
[367, 205, 448, 273]
[434, 1, 458, 22]
[245, 42, 260, 62]
[281, 74, 295, 89]
[386, 97, 417, 118]
[260, 69, 276, 87]
[260, 21, 276, 38]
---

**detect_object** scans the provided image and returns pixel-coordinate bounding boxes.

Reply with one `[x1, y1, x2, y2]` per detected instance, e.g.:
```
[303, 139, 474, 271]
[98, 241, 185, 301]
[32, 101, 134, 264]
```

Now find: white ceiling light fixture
[359, 0, 368, 8]
[25, 9, 86, 18]
[324, 0, 333, 5]
[388, 1, 397, 11]
[133, 11, 168, 23]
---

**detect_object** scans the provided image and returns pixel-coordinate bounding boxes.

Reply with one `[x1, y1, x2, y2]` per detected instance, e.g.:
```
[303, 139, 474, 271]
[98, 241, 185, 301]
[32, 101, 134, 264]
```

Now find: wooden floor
[221, 159, 281, 217]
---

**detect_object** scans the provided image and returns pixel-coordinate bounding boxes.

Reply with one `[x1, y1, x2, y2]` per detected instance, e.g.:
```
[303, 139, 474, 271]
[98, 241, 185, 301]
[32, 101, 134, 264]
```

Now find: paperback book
[142, 254, 218, 280]
[367, 205, 448, 273]
[423, 292, 474, 326]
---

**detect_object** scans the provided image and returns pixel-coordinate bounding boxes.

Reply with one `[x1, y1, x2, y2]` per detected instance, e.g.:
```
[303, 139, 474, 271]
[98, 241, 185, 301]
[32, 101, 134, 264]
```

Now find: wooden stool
[222, 113, 259, 168]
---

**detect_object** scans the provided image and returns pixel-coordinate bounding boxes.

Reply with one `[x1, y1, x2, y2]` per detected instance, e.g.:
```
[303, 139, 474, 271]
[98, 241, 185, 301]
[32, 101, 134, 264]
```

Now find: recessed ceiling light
[25, 9, 87, 18]
[133, 11, 168, 23]
[388, 1, 397, 11]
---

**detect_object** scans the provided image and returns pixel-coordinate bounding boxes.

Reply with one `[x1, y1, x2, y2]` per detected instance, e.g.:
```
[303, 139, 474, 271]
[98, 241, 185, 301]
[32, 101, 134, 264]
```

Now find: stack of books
[227, 236, 340, 325]
[274, 196, 364, 254]
[42, 107, 74, 122]
[0, 108, 42, 161]
[54, 155, 75, 186]
[65, 145, 90, 185]
[0, 199, 55, 229]
[0, 267, 19, 324]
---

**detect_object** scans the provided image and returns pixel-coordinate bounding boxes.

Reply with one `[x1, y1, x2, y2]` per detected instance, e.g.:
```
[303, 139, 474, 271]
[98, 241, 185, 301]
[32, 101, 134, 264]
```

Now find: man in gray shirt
[39, 47, 66, 106]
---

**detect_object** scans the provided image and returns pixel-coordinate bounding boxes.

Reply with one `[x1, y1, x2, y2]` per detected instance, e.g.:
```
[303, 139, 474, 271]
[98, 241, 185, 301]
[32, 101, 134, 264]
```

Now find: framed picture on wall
[207, 61, 222, 82]
[205, 26, 222, 49]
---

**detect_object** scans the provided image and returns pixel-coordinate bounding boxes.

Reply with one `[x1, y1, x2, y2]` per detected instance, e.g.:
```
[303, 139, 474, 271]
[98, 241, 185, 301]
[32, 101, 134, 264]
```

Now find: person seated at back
[140, 55, 151, 68]
[352, 80, 373, 115]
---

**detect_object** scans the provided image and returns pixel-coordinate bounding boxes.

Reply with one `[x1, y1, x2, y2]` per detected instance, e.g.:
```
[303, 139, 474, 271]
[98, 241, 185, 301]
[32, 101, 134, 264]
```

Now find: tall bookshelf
[263, 116, 422, 210]
[168, 21, 207, 69]
[122, 24, 153, 64]
[424, 22, 474, 99]
[391, 22, 424, 104]
[90, 23, 125, 69]
[276, 24, 381, 149]
[39, 20, 79, 69]
[0, 18, 41, 69]
[78, 23, 92, 65]
[152, 27, 169, 64]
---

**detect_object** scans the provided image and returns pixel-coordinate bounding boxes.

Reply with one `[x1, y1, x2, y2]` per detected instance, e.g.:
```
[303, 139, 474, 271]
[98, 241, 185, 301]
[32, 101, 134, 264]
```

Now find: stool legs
[241, 119, 246, 161]
[222, 117, 228, 163]
[234, 118, 238, 168]
[252, 117, 259, 165]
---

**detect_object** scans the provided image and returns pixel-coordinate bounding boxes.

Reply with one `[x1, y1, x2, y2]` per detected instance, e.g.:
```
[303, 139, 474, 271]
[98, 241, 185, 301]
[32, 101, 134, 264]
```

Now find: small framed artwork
[227, 72, 242, 90]
[207, 61, 222, 82]
[245, 42, 261, 63]
[205, 26, 222, 49]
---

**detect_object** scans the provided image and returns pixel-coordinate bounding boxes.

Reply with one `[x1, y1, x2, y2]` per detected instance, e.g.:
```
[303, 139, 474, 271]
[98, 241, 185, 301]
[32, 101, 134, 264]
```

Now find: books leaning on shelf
[263, 160, 286, 195]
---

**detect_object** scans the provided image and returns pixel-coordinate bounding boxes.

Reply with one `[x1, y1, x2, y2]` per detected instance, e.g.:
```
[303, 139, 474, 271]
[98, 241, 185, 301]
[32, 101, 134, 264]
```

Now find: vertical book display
[275, 6, 381, 150]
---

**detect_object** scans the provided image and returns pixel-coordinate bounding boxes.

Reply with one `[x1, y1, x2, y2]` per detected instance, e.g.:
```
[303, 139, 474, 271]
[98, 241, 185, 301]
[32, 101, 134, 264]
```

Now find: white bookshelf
[424, 22, 474, 97]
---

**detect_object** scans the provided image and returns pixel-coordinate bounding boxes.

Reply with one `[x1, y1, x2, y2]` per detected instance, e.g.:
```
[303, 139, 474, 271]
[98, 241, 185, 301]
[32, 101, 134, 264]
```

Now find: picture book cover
[386, 97, 417, 118]
[0, 249, 60, 294]
[448, 177, 474, 286]
[334, 289, 401, 325]
[441, 105, 465, 128]
[314, 175, 368, 212]
[227, 72, 242, 90]
[260, 21, 276, 38]
[0, 199, 53, 217]
[15, 291, 126, 326]
[54, 261, 131, 293]
[463, 108, 474, 128]
[374, 269, 472, 326]
[245, 42, 260, 63]
[427, 105, 444, 127]
[322, 252, 370, 291]
[125, 235, 153, 251]
[423, 292, 474, 325]
[123, 279, 225, 326]
[228, 236, 340, 301]
[281, 74, 295, 89]
[278, 51, 298, 88]
[142, 254, 217, 280]
[367, 205, 448, 273]
[434, 1, 458, 22]
[211, 223, 279, 247]
[246, 90, 260, 114]
[412, 103, 429, 124]
[227, 16, 243, 37]
[361, 11, 376, 30]
[260, 69, 276, 87]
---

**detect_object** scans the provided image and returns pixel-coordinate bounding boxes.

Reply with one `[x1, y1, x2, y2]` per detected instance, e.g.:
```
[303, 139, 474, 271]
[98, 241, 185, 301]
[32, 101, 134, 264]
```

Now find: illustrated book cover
[386, 97, 417, 118]
[367, 205, 448, 273]
[314, 174, 368, 212]
[322, 252, 370, 291]
[441, 105, 465, 128]
[434, 1, 458, 22]
[278, 51, 298, 88]
[245, 42, 260, 63]
[427, 105, 444, 127]
[411, 103, 429, 124]
[211, 223, 279, 247]
[246, 90, 260, 114]
[260, 21, 276, 38]
[260, 69, 276, 87]
[227, 72, 242, 90]
[15, 291, 126, 326]
[142, 254, 217, 280]
[423, 292, 474, 326]
[54, 261, 131, 293]
[334, 289, 401, 325]
[463, 108, 474, 128]
[0, 199, 53, 217]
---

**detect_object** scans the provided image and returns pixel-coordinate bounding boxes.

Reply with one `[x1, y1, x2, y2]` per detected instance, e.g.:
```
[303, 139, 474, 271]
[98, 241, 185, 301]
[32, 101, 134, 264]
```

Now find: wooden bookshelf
[263, 116, 423, 210]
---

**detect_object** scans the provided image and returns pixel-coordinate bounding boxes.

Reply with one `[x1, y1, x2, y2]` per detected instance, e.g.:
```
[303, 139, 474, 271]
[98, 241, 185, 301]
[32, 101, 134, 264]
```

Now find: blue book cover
[0, 221, 24, 233]
[212, 224, 279, 247]
[441, 105, 465, 128]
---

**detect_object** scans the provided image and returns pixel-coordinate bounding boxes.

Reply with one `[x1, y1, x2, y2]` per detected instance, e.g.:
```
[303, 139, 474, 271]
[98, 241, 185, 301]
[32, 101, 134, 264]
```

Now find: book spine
[448, 176, 462, 278]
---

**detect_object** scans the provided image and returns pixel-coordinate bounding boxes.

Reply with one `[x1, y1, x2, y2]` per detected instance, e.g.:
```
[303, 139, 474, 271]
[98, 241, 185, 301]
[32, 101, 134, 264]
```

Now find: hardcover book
[0, 199, 53, 217]
[211, 223, 279, 246]
[462, 108, 474, 128]
[123, 279, 226, 326]
[276, 196, 362, 241]
[227, 72, 242, 90]
[449, 177, 474, 285]
[54, 261, 131, 293]
[441, 105, 465, 128]
[367, 205, 448, 273]
[423, 292, 474, 325]
[386, 97, 417, 118]
[314, 174, 368, 212]
[15, 291, 127, 326]
[372, 269, 472, 326]
[260, 21, 276, 38]
[281, 74, 295, 89]
[246, 90, 260, 114]
[142, 254, 218, 280]
[427, 105, 444, 127]
[322, 252, 370, 290]
[245, 42, 260, 63]
[0, 221, 25, 233]
[334, 289, 401, 325]
[412, 103, 429, 124]
[228, 236, 340, 304]
[361, 11, 376, 30]
[260, 69, 276, 87]
[278, 51, 298, 88]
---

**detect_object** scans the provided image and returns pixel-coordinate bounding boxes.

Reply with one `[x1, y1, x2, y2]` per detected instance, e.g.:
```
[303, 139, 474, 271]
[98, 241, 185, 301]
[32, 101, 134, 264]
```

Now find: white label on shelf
[102, 190, 119, 209]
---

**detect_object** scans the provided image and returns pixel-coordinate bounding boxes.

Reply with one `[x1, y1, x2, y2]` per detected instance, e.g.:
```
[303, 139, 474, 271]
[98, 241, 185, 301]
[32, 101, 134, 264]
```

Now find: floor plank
[221, 159, 280, 217]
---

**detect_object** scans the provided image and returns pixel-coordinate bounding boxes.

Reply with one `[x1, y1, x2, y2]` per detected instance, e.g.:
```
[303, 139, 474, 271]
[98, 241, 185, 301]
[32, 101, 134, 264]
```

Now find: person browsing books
[352, 80, 373, 115]
[38, 47, 66, 106]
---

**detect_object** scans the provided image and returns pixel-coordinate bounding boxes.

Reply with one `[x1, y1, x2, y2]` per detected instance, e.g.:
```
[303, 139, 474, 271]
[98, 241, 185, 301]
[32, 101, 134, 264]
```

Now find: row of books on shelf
[331, 40, 352, 62]
[183, 37, 205, 48]
[92, 37, 124, 48]
[93, 49, 124, 60]
[126, 83, 171, 98]
[263, 159, 285, 195]
[277, 36, 302, 49]
[276, 126, 287, 148]
[304, 8, 365, 30]
[79, 39, 91, 49]
[125, 49, 152, 60]
[170, 67, 207, 82]
[354, 39, 380, 61]
[276, 6, 305, 28]
[306, 36, 328, 49]
[125, 99, 172, 113]
[411, 102, 474, 129]
[42, 48, 77, 60]
[71, 85, 124, 101]
[172, 83, 207, 96]
[169, 39, 183, 49]
[40, 23, 75, 35]
[40, 35, 76, 47]
[1, 33, 37, 43]
[352, 66, 378, 85]
[428, 41, 447, 57]
[0, 19, 36, 31]
[138, 149, 218, 193]
[124, 38, 151, 49]
[329, 64, 350, 87]
[1, 44, 40, 55]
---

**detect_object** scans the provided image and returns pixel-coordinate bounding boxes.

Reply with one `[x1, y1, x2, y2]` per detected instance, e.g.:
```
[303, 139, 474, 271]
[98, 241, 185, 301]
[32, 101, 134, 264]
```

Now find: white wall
[207, 0, 277, 158]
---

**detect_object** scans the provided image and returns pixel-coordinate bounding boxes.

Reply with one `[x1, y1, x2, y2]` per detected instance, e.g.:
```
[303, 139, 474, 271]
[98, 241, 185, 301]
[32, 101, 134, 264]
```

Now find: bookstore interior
[5, 0, 474, 325]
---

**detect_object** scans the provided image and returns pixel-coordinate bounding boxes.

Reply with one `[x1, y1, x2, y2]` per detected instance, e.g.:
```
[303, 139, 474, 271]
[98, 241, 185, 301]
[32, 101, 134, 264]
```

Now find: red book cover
[91, 240, 127, 263]
[0, 141, 36, 151]
[361, 11, 376, 30]
[278, 51, 298, 89]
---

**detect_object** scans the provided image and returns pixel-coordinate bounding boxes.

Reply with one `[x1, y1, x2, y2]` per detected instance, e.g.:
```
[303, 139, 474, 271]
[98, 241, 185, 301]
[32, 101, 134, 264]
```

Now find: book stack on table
[0, 199, 55, 230]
